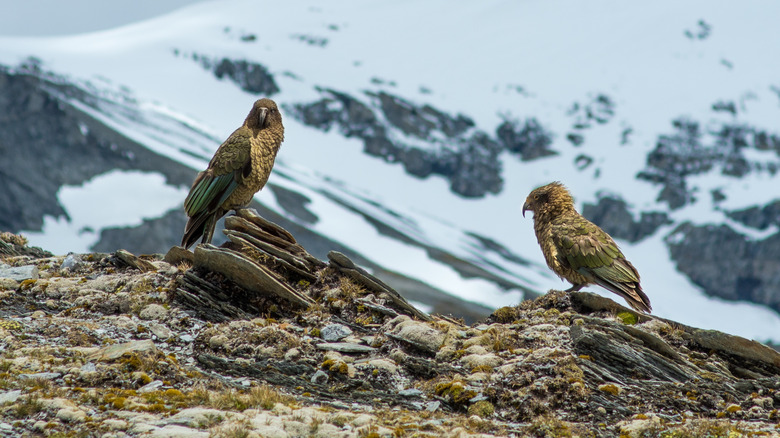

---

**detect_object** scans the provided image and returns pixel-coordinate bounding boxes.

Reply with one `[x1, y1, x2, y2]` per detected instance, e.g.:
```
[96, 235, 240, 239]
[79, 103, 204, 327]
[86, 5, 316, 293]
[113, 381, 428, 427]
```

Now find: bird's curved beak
[257, 107, 269, 128]
[522, 201, 531, 218]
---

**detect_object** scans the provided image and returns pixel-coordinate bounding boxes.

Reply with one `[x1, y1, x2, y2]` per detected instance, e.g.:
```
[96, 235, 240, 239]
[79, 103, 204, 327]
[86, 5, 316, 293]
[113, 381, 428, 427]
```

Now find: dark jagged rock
[665, 222, 780, 313]
[567, 94, 616, 128]
[372, 91, 474, 140]
[287, 88, 504, 198]
[496, 117, 556, 161]
[638, 117, 780, 209]
[582, 195, 672, 242]
[187, 53, 280, 96]
[726, 200, 780, 230]
[0, 63, 196, 234]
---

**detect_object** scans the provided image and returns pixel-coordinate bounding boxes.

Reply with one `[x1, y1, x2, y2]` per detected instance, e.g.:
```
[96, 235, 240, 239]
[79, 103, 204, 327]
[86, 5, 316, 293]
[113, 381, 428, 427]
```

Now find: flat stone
[311, 370, 329, 384]
[320, 323, 352, 342]
[165, 408, 227, 427]
[315, 342, 376, 354]
[163, 245, 195, 266]
[103, 419, 129, 430]
[19, 372, 62, 380]
[138, 380, 164, 393]
[425, 401, 441, 412]
[689, 329, 780, 368]
[355, 298, 398, 317]
[0, 390, 21, 404]
[235, 208, 298, 244]
[224, 231, 317, 282]
[0, 278, 19, 290]
[387, 316, 444, 354]
[0, 264, 38, 281]
[461, 353, 503, 370]
[60, 254, 82, 271]
[90, 339, 157, 361]
[194, 244, 314, 308]
[367, 358, 399, 374]
[56, 408, 87, 423]
[149, 425, 209, 438]
[115, 249, 157, 272]
[148, 323, 173, 340]
[139, 304, 168, 321]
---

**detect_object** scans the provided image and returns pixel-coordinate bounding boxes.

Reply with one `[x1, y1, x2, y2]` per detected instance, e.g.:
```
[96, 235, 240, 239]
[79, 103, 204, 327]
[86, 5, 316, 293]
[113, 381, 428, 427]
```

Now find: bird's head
[246, 98, 283, 132]
[522, 181, 575, 219]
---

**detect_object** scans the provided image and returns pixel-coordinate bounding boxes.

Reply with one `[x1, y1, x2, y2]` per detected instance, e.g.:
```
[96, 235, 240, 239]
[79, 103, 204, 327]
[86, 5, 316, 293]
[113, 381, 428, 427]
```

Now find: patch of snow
[22, 170, 189, 255]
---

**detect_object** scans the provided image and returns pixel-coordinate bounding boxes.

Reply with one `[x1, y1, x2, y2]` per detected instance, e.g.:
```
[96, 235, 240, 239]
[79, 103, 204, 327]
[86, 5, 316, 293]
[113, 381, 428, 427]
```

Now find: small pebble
[320, 323, 352, 342]
[311, 370, 329, 384]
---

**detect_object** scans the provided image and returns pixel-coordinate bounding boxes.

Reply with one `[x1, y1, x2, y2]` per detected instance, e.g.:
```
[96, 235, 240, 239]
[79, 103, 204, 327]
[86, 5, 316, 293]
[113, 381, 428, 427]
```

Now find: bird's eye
[533, 194, 540, 200]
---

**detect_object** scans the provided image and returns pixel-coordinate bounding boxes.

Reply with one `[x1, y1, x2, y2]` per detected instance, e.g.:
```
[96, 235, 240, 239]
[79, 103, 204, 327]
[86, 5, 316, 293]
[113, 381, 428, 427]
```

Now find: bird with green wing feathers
[522, 182, 652, 313]
[181, 98, 284, 249]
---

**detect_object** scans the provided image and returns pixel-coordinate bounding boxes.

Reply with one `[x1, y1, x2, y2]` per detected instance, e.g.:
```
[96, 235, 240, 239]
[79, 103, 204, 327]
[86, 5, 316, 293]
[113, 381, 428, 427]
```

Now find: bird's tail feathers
[593, 278, 652, 313]
[182, 211, 213, 250]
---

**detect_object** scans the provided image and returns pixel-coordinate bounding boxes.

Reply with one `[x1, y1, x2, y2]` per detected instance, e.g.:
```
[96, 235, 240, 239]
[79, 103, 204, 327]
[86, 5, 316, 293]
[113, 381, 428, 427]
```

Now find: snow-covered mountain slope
[1, 0, 780, 342]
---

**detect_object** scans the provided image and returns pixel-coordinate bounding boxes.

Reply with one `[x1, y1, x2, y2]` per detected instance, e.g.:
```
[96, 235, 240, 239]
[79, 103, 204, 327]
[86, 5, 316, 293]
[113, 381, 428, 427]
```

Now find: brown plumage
[181, 98, 284, 249]
[522, 182, 652, 313]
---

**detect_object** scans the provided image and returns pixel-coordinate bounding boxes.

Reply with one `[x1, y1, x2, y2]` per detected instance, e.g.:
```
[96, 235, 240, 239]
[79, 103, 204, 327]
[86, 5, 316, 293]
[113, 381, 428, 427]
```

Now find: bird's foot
[565, 284, 585, 292]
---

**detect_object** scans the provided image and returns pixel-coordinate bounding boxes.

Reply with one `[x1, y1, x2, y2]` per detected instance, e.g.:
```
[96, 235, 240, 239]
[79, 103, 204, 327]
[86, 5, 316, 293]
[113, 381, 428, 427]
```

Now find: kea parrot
[181, 98, 284, 249]
[522, 182, 652, 313]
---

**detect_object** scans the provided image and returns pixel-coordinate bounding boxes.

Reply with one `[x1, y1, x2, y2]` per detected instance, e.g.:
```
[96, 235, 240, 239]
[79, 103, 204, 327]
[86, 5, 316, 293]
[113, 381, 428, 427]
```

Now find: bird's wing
[553, 219, 650, 312]
[553, 221, 637, 283]
[183, 130, 251, 217]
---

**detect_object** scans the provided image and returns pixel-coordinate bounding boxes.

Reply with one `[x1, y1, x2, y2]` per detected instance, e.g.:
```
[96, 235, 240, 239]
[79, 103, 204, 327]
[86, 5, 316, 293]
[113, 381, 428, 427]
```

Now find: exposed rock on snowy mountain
[0, 63, 190, 233]
[287, 88, 511, 198]
[666, 223, 780, 314]
[637, 117, 780, 210]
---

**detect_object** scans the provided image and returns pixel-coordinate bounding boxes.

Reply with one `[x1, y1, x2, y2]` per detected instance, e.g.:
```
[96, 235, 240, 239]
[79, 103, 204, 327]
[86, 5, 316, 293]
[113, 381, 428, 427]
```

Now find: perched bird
[181, 98, 284, 249]
[522, 182, 652, 313]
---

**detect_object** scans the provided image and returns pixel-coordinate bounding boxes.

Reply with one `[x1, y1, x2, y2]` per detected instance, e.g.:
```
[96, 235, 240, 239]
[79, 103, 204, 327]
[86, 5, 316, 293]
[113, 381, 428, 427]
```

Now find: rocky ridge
[1, 219, 779, 437]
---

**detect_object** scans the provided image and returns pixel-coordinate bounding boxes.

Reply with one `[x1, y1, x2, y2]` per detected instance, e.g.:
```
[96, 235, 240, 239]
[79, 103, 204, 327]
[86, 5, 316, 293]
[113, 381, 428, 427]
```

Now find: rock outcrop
[666, 222, 780, 313]
[287, 89, 509, 198]
[0, 63, 194, 234]
[637, 117, 780, 210]
[1, 223, 778, 437]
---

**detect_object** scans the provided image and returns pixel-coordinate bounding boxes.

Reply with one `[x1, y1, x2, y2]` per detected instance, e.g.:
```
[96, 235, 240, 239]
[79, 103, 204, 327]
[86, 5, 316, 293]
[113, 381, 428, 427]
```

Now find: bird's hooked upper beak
[257, 107, 269, 128]
[522, 200, 532, 218]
